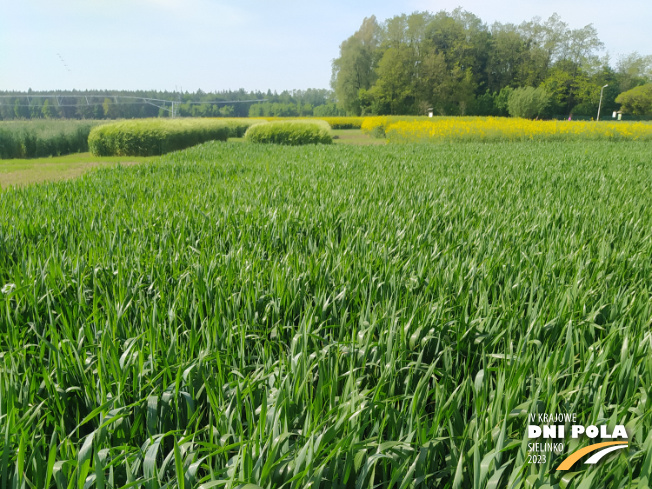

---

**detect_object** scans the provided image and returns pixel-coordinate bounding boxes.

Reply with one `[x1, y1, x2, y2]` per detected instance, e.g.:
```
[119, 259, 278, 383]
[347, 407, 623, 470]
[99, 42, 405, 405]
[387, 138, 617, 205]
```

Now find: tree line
[0, 88, 341, 121]
[331, 10, 652, 117]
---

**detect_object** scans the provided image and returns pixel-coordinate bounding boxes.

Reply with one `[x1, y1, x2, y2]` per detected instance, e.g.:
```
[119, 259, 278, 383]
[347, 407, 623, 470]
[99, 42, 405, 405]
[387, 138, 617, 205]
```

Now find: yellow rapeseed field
[384, 117, 652, 142]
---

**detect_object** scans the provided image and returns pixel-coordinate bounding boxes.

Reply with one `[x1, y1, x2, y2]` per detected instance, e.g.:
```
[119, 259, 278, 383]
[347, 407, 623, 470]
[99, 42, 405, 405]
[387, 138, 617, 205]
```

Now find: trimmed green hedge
[88, 118, 260, 156]
[244, 120, 332, 145]
[319, 117, 364, 129]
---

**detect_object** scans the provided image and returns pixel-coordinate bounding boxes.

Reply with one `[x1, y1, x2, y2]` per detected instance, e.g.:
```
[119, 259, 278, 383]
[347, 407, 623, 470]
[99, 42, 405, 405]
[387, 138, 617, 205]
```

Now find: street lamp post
[597, 84, 608, 121]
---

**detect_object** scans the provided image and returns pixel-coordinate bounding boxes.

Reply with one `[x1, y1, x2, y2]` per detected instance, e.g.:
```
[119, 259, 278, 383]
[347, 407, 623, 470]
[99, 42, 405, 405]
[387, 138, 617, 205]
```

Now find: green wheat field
[1, 141, 650, 488]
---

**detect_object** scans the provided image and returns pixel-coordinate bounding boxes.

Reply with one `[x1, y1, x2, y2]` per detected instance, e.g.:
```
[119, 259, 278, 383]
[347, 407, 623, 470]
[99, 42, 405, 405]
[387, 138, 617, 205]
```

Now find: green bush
[244, 120, 332, 145]
[615, 84, 652, 116]
[88, 118, 258, 156]
[319, 117, 364, 129]
[507, 86, 551, 119]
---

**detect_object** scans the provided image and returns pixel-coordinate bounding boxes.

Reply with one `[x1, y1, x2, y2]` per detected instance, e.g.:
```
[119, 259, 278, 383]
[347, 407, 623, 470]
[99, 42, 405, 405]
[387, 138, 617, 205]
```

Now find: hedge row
[318, 117, 364, 129]
[88, 118, 259, 156]
[244, 120, 333, 145]
[254, 117, 364, 129]
[0, 121, 99, 159]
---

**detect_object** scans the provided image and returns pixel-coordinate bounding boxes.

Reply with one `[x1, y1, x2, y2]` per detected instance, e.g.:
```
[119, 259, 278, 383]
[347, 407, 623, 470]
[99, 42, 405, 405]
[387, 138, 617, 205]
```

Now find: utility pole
[597, 84, 608, 121]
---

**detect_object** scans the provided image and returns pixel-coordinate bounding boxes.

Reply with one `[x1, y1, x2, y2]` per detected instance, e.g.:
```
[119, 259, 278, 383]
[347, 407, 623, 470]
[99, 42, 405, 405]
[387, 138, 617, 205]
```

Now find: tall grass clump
[0, 120, 102, 159]
[0, 141, 650, 487]
[88, 118, 260, 156]
[244, 119, 332, 145]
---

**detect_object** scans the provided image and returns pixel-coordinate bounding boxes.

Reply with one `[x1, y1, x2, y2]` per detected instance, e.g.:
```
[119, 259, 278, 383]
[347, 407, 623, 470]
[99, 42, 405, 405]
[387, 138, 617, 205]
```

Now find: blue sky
[1, 0, 650, 92]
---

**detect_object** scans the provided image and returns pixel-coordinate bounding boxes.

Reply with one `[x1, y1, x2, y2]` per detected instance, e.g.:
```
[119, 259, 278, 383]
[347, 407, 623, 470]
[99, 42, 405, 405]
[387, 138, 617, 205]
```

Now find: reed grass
[0, 120, 104, 159]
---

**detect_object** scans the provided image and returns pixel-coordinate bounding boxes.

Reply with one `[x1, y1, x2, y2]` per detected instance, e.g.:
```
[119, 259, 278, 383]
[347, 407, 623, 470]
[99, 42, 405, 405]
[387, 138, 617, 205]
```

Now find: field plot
[0, 141, 651, 488]
[360, 116, 652, 142]
[0, 120, 104, 159]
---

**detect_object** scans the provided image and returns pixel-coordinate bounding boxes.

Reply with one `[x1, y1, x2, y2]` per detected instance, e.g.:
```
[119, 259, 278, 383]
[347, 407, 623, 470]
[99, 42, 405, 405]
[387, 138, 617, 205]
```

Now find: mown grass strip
[0, 152, 154, 189]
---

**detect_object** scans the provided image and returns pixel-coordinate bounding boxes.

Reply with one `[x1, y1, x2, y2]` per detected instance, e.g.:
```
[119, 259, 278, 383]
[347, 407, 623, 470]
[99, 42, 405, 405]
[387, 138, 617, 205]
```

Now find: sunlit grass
[0, 152, 154, 189]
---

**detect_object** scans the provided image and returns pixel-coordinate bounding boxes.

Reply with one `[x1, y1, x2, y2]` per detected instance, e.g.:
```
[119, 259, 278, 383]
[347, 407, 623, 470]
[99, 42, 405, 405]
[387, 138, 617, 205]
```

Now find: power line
[0, 94, 267, 106]
[0, 94, 268, 118]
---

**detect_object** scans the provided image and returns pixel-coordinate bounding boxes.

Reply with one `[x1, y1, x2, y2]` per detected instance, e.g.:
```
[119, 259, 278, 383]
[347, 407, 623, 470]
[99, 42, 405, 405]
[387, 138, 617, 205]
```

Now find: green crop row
[0, 141, 650, 488]
[244, 119, 333, 145]
[88, 118, 260, 156]
[0, 120, 102, 159]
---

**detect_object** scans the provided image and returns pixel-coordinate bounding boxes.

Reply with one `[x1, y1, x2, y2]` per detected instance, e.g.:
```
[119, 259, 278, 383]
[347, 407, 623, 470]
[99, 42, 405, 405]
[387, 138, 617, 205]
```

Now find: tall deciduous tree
[616, 52, 652, 91]
[331, 16, 381, 115]
[507, 86, 550, 118]
[41, 100, 58, 119]
[371, 46, 415, 114]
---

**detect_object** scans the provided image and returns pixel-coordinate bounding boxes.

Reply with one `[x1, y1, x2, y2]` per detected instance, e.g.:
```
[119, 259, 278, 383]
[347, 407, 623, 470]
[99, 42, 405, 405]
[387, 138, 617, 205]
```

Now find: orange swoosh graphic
[556, 441, 628, 470]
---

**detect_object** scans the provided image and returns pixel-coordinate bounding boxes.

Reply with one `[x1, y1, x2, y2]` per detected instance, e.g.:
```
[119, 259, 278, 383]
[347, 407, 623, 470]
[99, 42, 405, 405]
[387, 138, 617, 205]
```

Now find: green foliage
[0, 88, 338, 121]
[244, 120, 332, 145]
[370, 46, 415, 115]
[40, 100, 58, 119]
[0, 120, 100, 159]
[88, 118, 256, 156]
[315, 117, 363, 129]
[616, 52, 652, 91]
[331, 10, 637, 117]
[616, 84, 652, 115]
[313, 103, 345, 117]
[331, 16, 380, 115]
[248, 101, 312, 117]
[507, 86, 551, 118]
[0, 141, 650, 487]
[218, 105, 234, 117]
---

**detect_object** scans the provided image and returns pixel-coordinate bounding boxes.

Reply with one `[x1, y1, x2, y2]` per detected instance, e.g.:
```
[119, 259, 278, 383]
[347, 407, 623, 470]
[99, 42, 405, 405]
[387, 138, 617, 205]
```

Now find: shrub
[319, 117, 364, 129]
[360, 117, 390, 138]
[507, 87, 551, 119]
[244, 120, 332, 145]
[88, 118, 258, 156]
[615, 84, 652, 116]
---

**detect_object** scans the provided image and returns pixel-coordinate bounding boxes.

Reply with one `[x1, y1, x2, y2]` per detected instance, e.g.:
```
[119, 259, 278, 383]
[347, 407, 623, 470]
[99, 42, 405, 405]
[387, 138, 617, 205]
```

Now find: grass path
[332, 128, 385, 145]
[0, 152, 154, 189]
